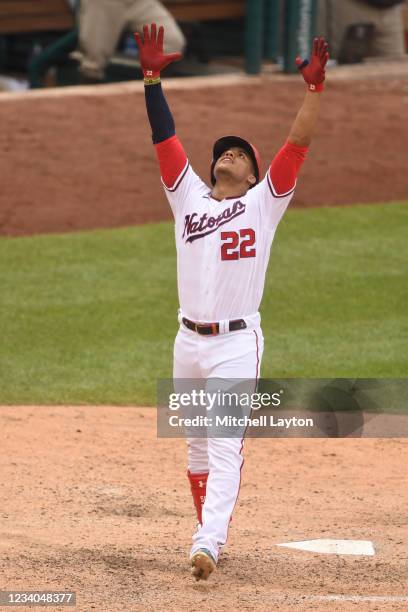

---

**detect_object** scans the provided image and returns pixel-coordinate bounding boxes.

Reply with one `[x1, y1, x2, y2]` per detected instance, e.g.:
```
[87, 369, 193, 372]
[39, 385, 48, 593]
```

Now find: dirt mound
[1, 405, 408, 610]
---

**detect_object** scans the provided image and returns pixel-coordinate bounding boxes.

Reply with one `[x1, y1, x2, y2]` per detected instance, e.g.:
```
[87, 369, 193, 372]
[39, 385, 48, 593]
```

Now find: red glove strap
[308, 82, 324, 93]
[143, 69, 161, 85]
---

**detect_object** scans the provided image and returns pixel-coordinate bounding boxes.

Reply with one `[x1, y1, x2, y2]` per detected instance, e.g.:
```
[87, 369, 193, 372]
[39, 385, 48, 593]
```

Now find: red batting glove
[295, 37, 329, 93]
[134, 23, 182, 83]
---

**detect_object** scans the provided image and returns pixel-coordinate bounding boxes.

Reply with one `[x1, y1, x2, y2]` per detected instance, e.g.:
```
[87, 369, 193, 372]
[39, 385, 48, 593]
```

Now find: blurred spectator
[318, 0, 406, 63]
[77, 0, 185, 82]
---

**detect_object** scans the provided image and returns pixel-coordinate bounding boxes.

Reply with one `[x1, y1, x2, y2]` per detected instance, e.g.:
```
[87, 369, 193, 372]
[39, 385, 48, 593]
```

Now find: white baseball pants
[173, 320, 264, 562]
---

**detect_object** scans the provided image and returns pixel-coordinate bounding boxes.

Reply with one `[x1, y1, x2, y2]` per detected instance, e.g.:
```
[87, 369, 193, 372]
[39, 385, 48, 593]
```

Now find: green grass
[0, 202, 407, 405]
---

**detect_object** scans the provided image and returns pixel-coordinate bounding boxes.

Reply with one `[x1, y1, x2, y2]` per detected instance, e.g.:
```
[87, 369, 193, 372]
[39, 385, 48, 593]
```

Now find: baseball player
[135, 24, 329, 581]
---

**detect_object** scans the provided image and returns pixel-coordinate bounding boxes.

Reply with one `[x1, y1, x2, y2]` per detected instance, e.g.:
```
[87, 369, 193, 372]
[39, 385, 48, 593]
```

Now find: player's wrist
[143, 70, 161, 86]
[307, 82, 324, 93]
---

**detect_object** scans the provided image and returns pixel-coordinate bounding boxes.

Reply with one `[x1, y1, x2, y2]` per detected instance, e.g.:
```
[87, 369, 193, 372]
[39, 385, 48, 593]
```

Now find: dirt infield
[1, 405, 408, 611]
[0, 74, 407, 236]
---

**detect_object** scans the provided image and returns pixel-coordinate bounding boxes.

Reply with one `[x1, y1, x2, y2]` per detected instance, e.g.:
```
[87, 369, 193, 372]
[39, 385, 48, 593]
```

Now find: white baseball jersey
[163, 162, 296, 322]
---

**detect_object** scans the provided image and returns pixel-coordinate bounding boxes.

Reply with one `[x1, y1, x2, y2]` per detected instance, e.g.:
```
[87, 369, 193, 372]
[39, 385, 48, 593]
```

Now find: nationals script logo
[182, 200, 246, 243]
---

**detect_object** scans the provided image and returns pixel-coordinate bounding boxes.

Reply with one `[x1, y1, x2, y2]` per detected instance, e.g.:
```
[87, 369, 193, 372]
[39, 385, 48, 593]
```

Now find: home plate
[277, 539, 375, 556]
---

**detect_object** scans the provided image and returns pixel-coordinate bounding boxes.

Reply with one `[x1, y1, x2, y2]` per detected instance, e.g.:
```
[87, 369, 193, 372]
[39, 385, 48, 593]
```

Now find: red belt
[182, 317, 247, 335]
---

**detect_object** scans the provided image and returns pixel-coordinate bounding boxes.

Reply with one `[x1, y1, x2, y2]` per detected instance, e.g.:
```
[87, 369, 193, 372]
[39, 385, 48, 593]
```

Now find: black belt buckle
[182, 317, 219, 335]
[182, 317, 247, 335]
[196, 322, 218, 335]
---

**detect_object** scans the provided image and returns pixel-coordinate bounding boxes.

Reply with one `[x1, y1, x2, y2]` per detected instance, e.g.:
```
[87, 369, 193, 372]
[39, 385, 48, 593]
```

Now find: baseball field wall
[0, 65, 407, 236]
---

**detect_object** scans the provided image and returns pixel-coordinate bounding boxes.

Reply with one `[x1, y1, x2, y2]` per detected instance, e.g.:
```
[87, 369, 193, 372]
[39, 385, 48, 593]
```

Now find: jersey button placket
[205, 232, 218, 320]
[198, 204, 211, 320]
[201, 200, 220, 321]
[202, 237, 211, 320]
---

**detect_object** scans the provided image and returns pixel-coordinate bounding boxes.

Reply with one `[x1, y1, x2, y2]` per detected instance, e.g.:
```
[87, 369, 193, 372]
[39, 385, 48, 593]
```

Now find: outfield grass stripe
[0, 203, 407, 404]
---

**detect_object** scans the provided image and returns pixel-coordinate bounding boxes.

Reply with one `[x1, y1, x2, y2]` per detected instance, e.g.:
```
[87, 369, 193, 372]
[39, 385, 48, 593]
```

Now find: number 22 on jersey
[220, 228, 256, 261]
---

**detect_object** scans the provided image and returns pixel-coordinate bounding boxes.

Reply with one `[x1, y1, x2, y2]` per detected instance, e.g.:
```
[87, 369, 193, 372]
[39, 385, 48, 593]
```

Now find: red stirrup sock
[187, 470, 208, 525]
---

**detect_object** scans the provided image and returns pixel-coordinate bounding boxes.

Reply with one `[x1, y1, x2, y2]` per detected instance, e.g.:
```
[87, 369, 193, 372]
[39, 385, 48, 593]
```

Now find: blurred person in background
[76, 0, 185, 83]
[318, 0, 406, 63]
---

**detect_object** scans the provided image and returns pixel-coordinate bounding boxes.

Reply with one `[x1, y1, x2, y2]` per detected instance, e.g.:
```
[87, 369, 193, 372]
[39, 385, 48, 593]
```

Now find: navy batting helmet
[210, 135, 261, 188]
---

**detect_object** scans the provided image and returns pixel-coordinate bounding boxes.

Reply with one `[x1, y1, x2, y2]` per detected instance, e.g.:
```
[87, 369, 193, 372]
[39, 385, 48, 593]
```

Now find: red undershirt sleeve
[154, 135, 188, 190]
[268, 141, 309, 197]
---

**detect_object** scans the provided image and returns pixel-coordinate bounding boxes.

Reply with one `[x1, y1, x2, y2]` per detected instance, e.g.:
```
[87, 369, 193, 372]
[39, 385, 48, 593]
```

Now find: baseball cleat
[190, 548, 216, 581]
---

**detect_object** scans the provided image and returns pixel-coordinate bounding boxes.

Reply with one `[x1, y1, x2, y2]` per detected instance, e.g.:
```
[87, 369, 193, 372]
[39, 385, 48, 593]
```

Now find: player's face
[214, 147, 256, 186]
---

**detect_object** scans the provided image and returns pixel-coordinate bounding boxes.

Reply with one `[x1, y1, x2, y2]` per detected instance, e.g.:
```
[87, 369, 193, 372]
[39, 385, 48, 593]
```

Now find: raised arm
[288, 38, 329, 147]
[269, 38, 329, 196]
[134, 24, 187, 188]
